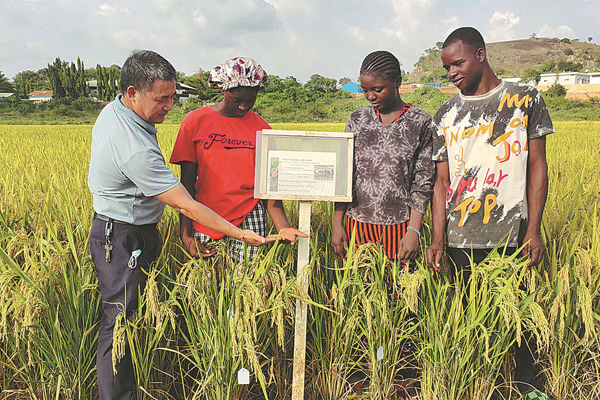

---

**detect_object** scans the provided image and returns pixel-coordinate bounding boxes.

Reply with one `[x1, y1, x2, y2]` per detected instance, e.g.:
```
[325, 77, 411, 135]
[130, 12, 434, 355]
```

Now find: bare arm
[426, 161, 450, 271]
[265, 200, 308, 245]
[522, 137, 548, 267]
[156, 183, 274, 247]
[398, 208, 424, 260]
[331, 204, 348, 257]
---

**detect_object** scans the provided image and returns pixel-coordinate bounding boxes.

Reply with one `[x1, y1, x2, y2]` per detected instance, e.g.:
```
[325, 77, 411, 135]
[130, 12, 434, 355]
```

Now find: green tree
[263, 74, 286, 93]
[12, 69, 51, 96]
[95, 64, 121, 101]
[47, 57, 88, 99]
[304, 74, 337, 94]
[0, 71, 14, 92]
[47, 58, 67, 98]
[521, 68, 541, 85]
[176, 71, 187, 82]
[539, 59, 583, 73]
[178, 69, 214, 100]
[283, 76, 301, 90]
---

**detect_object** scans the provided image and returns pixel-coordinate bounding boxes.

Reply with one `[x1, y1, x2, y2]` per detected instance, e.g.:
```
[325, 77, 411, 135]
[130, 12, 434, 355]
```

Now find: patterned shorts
[194, 201, 267, 263]
[344, 215, 409, 261]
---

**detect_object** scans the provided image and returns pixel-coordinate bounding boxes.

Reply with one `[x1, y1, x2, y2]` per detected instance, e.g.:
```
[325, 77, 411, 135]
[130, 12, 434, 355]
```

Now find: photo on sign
[314, 164, 334, 181]
[269, 157, 280, 192]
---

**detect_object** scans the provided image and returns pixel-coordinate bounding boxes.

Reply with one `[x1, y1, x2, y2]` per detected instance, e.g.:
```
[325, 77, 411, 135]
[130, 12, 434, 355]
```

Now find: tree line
[2, 57, 344, 105]
[0, 58, 121, 101]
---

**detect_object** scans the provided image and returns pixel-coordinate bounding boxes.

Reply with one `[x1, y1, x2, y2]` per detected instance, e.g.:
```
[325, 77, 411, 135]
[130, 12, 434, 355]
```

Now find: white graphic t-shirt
[432, 81, 554, 248]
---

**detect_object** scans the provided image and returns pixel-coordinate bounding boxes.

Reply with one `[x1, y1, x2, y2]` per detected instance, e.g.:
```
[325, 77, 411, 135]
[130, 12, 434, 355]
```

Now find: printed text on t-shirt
[204, 133, 255, 150]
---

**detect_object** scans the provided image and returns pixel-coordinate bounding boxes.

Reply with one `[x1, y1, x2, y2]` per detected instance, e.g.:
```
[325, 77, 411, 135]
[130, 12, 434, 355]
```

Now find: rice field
[0, 122, 599, 399]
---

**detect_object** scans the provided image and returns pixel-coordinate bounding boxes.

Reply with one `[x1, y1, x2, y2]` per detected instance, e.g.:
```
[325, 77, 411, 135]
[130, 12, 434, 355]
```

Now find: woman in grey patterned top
[331, 51, 434, 262]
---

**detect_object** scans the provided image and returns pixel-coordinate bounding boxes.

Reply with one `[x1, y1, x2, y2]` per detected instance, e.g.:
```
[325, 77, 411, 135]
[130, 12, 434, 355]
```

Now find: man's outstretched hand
[271, 227, 308, 245]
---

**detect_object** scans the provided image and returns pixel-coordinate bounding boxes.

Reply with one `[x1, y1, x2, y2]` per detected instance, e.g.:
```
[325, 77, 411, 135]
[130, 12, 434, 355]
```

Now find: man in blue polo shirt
[88, 50, 271, 400]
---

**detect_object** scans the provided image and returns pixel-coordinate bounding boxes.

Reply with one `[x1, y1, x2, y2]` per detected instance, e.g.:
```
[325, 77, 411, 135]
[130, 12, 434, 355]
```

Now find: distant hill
[408, 37, 600, 83]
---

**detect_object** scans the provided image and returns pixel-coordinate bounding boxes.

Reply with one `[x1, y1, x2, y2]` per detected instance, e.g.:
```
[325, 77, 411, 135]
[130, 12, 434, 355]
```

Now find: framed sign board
[254, 130, 354, 202]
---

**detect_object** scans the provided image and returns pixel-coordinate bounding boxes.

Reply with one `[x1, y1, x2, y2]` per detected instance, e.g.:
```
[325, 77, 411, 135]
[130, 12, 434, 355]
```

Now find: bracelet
[407, 226, 421, 237]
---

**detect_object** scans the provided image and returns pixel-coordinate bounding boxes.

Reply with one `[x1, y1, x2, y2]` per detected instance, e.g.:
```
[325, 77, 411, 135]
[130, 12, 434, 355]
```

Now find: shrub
[17, 101, 36, 115]
[544, 83, 568, 98]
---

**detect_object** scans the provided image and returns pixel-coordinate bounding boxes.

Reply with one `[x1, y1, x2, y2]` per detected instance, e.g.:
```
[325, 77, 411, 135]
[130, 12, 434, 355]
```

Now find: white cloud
[25, 41, 43, 51]
[151, 0, 176, 12]
[487, 11, 520, 41]
[538, 24, 577, 39]
[385, 0, 437, 43]
[97, 3, 131, 18]
[192, 10, 206, 27]
[110, 29, 152, 50]
[348, 26, 366, 42]
[263, 0, 314, 13]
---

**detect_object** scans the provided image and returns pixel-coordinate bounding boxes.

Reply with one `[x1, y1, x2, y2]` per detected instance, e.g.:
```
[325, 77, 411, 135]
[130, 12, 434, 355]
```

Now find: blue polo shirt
[88, 94, 180, 225]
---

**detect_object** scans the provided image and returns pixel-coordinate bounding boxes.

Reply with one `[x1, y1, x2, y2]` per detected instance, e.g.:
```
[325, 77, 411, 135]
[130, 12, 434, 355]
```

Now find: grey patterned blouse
[340, 105, 435, 225]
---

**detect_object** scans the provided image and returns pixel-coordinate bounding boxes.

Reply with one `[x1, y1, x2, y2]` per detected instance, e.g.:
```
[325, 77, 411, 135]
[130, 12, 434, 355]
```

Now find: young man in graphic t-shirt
[426, 27, 553, 398]
[426, 27, 554, 269]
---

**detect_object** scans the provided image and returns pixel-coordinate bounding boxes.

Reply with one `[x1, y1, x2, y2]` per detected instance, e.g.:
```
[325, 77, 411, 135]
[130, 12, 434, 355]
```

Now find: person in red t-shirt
[171, 57, 306, 262]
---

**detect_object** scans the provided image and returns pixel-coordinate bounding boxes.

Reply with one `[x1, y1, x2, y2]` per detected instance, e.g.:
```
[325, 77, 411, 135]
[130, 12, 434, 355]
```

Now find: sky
[1, 0, 599, 82]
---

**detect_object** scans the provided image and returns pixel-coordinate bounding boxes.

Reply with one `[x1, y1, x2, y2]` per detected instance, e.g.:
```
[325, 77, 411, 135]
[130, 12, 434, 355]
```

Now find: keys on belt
[104, 219, 113, 263]
[94, 213, 125, 264]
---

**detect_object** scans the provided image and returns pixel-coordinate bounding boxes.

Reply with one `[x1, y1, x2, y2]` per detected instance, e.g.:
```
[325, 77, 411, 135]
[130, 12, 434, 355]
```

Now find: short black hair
[120, 50, 176, 94]
[360, 50, 402, 82]
[443, 27, 486, 53]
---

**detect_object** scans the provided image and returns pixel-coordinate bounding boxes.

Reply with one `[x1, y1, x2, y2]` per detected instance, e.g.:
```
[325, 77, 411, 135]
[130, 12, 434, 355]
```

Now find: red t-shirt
[170, 106, 270, 238]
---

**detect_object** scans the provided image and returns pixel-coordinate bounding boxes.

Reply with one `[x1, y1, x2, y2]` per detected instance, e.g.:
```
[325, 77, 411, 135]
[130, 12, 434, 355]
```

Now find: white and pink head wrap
[208, 57, 268, 91]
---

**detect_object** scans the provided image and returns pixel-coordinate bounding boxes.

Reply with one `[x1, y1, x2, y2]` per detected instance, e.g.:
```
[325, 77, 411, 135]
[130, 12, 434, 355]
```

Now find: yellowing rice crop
[0, 122, 599, 399]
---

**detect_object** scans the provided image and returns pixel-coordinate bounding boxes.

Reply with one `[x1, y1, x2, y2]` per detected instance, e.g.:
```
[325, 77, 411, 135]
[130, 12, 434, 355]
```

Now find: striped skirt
[344, 215, 409, 261]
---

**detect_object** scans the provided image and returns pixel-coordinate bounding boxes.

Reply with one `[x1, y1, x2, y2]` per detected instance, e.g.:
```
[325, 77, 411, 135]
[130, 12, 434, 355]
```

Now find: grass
[0, 122, 599, 399]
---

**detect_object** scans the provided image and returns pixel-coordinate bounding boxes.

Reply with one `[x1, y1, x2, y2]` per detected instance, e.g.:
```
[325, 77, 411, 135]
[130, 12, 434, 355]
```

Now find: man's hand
[331, 225, 348, 258]
[240, 229, 277, 247]
[521, 232, 545, 267]
[182, 235, 216, 258]
[274, 227, 308, 245]
[426, 240, 444, 272]
[398, 229, 420, 260]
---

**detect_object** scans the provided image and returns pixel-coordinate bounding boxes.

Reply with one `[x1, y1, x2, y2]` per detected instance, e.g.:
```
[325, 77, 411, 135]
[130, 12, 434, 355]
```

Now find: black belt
[94, 213, 158, 228]
[94, 213, 130, 225]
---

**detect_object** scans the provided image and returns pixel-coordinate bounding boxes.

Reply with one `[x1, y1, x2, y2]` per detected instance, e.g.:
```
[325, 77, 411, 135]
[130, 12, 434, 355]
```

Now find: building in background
[27, 91, 53, 102]
[341, 81, 361, 94]
[588, 72, 600, 84]
[539, 72, 590, 86]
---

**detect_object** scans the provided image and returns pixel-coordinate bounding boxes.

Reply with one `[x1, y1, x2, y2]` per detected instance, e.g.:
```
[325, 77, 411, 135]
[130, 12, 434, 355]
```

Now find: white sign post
[291, 200, 311, 399]
[255, 130, 353, 400]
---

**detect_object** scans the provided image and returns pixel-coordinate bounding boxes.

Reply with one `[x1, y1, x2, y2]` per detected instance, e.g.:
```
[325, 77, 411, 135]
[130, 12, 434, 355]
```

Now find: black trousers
[90, 217, 160, 400]
[446, 247, 541, 391]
